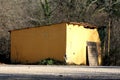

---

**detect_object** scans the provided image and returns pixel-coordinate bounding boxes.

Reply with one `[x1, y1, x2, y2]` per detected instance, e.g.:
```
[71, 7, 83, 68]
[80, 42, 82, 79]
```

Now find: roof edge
[9, 22, 97, 32]
[67, 22, 97, 28]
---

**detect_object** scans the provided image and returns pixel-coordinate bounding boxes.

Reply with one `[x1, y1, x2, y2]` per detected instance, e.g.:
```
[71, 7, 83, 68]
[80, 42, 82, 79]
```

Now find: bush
[102, 48, 120, 66]
[38, 58, 66, 65]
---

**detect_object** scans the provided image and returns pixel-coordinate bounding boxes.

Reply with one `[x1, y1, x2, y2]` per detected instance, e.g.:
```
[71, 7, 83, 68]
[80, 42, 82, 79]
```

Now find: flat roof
[9, 22, 97, 32]
[68, 22, 97, 28]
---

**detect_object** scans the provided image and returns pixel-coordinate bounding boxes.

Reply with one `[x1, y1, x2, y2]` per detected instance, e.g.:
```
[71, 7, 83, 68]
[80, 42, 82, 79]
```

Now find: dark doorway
[86, 46, 89, 66]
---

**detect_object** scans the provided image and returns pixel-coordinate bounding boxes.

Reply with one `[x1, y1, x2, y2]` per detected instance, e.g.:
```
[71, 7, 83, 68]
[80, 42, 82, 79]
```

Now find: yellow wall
[66, 24, 101, 65]
[11, 23, 66, 64]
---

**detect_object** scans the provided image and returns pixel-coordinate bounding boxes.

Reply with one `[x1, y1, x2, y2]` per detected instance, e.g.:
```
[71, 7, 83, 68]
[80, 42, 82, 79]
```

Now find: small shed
[10, 22, 101, 65]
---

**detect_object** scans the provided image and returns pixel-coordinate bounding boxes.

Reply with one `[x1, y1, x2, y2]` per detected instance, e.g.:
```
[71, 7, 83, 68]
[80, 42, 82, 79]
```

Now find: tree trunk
[107, 18, 111, 55]
[107, 0, 113, 55]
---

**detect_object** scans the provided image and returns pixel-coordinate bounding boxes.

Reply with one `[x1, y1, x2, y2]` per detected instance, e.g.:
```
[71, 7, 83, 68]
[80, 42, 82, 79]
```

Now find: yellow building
[10, 22, 101, 65]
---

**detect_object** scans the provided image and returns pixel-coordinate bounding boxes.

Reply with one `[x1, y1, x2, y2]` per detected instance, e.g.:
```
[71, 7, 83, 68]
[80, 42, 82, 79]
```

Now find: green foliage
[38, 58, 66, 65]
[40, 0, 51, 17]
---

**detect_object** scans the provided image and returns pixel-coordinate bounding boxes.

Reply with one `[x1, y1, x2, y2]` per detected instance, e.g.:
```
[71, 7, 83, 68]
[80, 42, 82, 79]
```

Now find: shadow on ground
[0, 73, 112, 80]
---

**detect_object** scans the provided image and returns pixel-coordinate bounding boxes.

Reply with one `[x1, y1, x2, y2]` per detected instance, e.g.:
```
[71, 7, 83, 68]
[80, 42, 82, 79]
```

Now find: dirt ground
[0, 65, 120, 80]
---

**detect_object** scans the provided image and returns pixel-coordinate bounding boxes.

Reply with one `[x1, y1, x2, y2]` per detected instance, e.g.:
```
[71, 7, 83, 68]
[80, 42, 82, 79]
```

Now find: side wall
[66, 24, 101, 65]
[11, 23, 66, 64]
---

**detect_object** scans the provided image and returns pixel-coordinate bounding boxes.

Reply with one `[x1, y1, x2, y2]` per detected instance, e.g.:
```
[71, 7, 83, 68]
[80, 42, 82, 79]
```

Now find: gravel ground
[0, 65, 120, 80]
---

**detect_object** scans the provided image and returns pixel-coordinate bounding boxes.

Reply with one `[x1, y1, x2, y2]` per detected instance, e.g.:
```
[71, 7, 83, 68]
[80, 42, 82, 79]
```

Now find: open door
[87, 42, 98, 66]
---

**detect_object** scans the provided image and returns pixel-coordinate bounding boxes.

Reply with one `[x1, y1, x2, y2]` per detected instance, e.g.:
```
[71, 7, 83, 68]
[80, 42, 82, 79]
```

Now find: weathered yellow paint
[10, 22, 101, 65]
[66, 23, 101, 65]
[11, 23, 66, 64]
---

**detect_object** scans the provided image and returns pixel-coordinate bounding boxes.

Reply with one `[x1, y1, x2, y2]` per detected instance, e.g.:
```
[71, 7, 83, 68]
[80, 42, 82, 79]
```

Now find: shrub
[38, 58, 66, 65]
